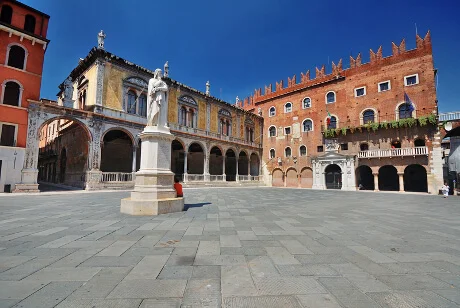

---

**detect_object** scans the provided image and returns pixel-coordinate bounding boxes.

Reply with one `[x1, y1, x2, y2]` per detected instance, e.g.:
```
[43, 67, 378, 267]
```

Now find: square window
[340, 143, 348, 150]
[379, 81, 390, 92]
[0, 124, 16, 147]
[405, 74, 418, 86]
[284, 127, 291, 135]
[355, 87, 365, 97]
[317, 145, 324, 152]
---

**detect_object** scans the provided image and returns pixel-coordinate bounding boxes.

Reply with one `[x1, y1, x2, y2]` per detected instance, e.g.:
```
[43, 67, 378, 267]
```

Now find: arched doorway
[356, 165, 374, 190]
[286, 168, 298, 187]
[250, 153, 260, 176]
[272, 169, 284, 187]
[37, 117, 90, 189]
[238, 151, 249, 176]
[209, 146, 223, 175]
[404, 164, 428, 192]
[378, 165, 399, 191]
[188, 143, 204, 175]
[101, 130, 133, 172]
[300, 167, 313, 188]
[59, 148, 66, 183]
[325, 164, 342, 189]
[171, 140, 185, 179]
[225, 149, 237, 181]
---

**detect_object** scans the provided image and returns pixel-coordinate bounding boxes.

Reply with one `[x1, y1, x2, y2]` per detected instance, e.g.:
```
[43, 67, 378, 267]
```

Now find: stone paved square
[1, 187, 460, 307]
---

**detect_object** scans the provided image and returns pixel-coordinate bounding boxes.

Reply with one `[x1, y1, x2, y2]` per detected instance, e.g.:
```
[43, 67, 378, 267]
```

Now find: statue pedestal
[121, 126, 184, 216]
[14, 168, 39, 193]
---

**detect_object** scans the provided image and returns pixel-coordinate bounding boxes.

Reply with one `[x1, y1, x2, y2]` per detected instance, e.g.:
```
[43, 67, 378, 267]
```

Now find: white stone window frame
[302, 97, 312, 109]
[359, 108, 378, 125]
[269, 106, 276, 117]
[269, 148, 276, 159]
[284, 126, 291, 135]
[0, 79, 24, 107]
[123, 77, 149, 116]
[404, 73, 419, 86]
[299, 145, 307, 157]
[395, 101, 417, 120]
[284, 102, 292, 113]
[0, 121, 18, 147]
[324, 114, 339, 129]
[285, 146, 292, 158]
[378, 80, 391, 93]
[354, 86, 367, 97]
[268, 125, 277, 137]
[301, 118, 314, 132]
[325, 91, 336, 104]
[5, 43, 28, 71]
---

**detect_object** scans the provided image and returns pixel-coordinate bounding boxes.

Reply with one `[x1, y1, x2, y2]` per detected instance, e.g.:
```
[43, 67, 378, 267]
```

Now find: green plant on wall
[418, 116, 428, 126]
[390, 120, 399, 128]
[335, 128, 341, 136]
[341, 127, 347, 136]
[349, 126, 355, 133]
[406, 117, 417, 127]
[428, 114, 437, 125]
[380, 122, 388, 129]
[370, 122, 379, 132]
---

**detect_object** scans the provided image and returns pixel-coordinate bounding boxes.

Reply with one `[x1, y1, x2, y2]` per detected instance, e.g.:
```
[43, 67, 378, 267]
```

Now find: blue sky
[25, 0, 460, 112]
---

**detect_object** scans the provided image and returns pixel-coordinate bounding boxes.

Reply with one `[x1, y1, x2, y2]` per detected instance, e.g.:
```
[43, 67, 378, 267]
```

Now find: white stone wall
[0, 146, 25, 192]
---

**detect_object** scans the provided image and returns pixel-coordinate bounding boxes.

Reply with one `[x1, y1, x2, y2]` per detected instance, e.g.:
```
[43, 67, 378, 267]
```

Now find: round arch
[302, 97, 312, 109]
[268, 125, 277, 137]
[249, 153, 260, 176]
[300, 167, 313, 188]
[272, 168, 284, 187]
[325, 164, 342, 189]
[6, 43, 29, 70]
[238, 150, 249, 176]
[1, 79, 24, 107]
[325, 91, 336, 104]
[101, 129, 133, 172]
[359, 108, 378, 125]
[324, 114, 339, 129]
[301, 118, 314, 132]
[225, 148, 237, 181]
[286, 167, 298, 187]
[37, 116, 92, 188]
[356, 165, 374, 190]
[269, 106, 276, 117]
[209, 146, 224, 175]
[171, 139, 185, 178]
[101, 127, 135, 145]
[187, 142, 204, 175]
[395, 101, 417, 120]
[378, 165, 399, 191]
[404, 164, 428, 192]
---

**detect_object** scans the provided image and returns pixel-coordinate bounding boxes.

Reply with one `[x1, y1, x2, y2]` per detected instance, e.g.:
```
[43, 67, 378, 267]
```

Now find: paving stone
[0, 281, 46, 300]
[266, 247, 300, 265]
[125, 255, 169, 280]
[276, 264, 338, 276]
[194, 255, 245, 265]
[157, 266, 193, 279]
[223, 296, 302, 308]
[295, 254, 347, 264]
[331, 289, 381, 308]
[296, 294, 343, 308]
[107, 279, 187, 298]
[253, 276, 326, 295]
[96, 240, 136, 257]
[433, 289, 460, 305]
[376, 274, 453, 290]
[182, 278, 221, 307]
[139, 298, 182, 308]
[38, 235, 84, 248]
[343, 272, 391, 292]
[55, 299, 142, 308]
[280, 240, 314, 255]
[367, 290, 459, 308]
[221, 265, 257, 296]
[78, 256, 142, 267]
[220, 235, 241, 248]
[31, 227, 68, 236]
[11, 281, 82, 308]
[191, 266, 221, 279]
[23, 267, 101, 283]
[0, 256, 35, 272]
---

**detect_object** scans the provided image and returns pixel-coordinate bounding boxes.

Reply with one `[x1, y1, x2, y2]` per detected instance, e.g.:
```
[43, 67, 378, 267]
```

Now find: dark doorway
[404, 164, 428, 192]
[238, 151, 249, 176]
[250, 153, 260, 176]
[225, 149, 236, 181]
[325, 164, 342, 189]
[59, 148, 66, 183]
[378, 165, 399, 191]
[209, 146, 223, 175]
[414, 139, 425, 147]
[391, 140, 401, 148]
[101, 130, 133, 172]
[171, 140, 185, 178]
[356, 165, 374, 190]
[187, 143, 204, 175]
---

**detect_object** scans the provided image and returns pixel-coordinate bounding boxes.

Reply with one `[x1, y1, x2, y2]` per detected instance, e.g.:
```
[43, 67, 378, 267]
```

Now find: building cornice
[0, 23, 49, 50]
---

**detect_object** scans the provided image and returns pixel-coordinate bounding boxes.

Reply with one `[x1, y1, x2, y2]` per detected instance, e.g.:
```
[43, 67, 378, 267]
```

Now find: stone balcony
[358, 146, 428, 159]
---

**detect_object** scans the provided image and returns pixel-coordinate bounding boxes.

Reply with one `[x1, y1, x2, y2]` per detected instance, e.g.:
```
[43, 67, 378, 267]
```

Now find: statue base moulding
[120, 126, 184, 216]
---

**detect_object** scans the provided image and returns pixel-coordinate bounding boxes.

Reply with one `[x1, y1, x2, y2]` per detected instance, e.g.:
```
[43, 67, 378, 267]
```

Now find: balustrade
[358, 146, 428, 159]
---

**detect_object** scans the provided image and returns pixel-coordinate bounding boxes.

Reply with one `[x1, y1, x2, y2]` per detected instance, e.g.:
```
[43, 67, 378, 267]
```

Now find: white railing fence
[358, 146, 428, 159]
[209, 175, 225, 181]
[101, 172, 135, 182]
[439, 111, 460, 122]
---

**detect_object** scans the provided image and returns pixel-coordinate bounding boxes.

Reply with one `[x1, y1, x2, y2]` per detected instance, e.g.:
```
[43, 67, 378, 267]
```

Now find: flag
[326, 111, 331, 125]
[404, 92, 415, 112]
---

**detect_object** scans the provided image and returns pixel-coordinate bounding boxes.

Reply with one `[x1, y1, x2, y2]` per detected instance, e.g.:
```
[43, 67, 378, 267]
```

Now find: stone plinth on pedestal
[121, 126, 184, 216]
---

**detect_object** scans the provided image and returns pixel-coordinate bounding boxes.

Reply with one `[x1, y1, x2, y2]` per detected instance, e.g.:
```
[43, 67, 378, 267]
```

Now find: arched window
[269, 149, 275, 159]
[285, 102, 292, 113]
[328, 116, 337, 129]
[127, 91, 136, 114]
[269, 126, 276, 137]
[2, 81, 21, 106]
[269, 106, 276, 117]
[138, 94, 147, 117]
[326, 91, 336, 104]
[300, 145, 307, 156]
[414, 139, 425, 147]
[285, 147, 291, 157]
[360, 143, 369, 151]
[24, 14, 36, 33]
[363, 109, 375, 124]
[399, 103, 413, 119]
[7, 45, 26, 70]
[0, 5, 12, 24]
[302, 97, 311, 109]
[179, 106, 187, 126]
[302, 119, 313, 132]
[179, 95, 198, 128]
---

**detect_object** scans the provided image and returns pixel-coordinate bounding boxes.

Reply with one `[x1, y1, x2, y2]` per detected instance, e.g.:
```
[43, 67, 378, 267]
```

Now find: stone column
[398, 172, 404, 192]
[183, 151, 188, 182]
[247, 157, 251, 178]
[204, 152, 210, 181]
[373, 173, 379, 191]
[132, 146, 137, 173]
[235, 155, 239, 182]
[222, 155, 226, 181]
[85, 118, 104, 190]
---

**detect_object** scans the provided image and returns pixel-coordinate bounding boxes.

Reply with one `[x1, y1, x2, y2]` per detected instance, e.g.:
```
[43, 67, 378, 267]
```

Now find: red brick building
[240, 32, 443, 194]
[0, 0, 49, 192]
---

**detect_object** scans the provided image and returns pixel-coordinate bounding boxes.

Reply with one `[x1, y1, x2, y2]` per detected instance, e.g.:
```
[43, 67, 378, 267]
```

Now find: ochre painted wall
[102, 63, 127, 110]
[168, 88, 178, 124]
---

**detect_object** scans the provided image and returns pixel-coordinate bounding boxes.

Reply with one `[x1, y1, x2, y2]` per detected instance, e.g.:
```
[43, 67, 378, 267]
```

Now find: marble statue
[147, 69, 168, 127]
[98, 30, 106, 49]
[63, 77, 73, 100]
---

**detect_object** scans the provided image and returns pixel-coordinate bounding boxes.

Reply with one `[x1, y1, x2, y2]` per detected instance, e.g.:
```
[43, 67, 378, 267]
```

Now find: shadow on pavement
[184, 202, 212, 211]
